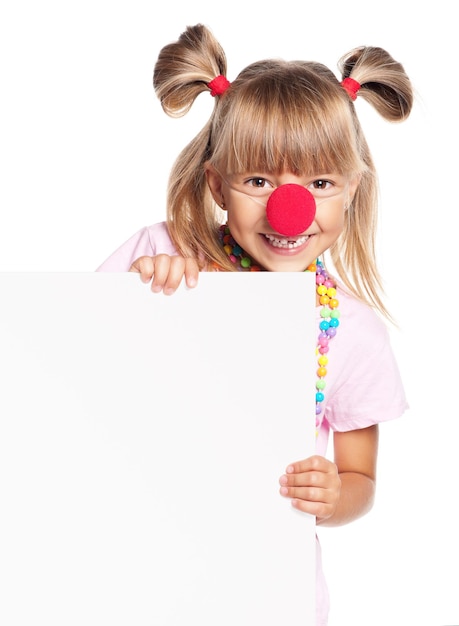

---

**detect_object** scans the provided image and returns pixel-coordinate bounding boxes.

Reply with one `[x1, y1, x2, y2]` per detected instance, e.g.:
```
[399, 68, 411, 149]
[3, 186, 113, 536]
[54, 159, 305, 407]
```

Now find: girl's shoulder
[336, 283, 388, 333]
[328, 282, 392, 355]
[97, 222, 177, 272]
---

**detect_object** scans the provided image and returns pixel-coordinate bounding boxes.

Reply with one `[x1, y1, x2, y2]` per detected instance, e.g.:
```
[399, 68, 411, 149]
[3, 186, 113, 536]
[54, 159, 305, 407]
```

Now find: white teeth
[264, 234, 309, 249]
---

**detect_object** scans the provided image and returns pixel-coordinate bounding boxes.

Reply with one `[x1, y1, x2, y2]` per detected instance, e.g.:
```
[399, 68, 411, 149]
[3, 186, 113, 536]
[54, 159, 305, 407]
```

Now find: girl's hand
[129, 255, 199, 295]
[279, 455, 341, 523]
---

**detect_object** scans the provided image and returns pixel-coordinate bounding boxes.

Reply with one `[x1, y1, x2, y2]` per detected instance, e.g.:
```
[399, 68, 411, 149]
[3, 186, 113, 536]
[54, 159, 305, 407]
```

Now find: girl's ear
[205, 163, 226, 208]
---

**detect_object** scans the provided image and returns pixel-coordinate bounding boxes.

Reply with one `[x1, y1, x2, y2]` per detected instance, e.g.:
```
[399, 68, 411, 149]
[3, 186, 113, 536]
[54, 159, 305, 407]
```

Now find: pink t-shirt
[97, 222, 408, 625]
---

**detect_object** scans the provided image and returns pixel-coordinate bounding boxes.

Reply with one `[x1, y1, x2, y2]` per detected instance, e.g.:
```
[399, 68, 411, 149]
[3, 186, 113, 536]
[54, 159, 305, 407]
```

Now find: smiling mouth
[264, 233, 309, 249]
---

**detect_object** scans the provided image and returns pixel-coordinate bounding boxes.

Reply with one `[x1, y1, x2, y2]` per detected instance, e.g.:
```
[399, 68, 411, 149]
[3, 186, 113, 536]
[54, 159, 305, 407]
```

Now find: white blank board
[0, 272, 316, 625]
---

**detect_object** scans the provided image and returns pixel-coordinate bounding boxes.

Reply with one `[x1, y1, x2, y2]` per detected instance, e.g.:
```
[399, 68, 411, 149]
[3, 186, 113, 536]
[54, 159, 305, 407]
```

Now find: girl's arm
[130, 255, 200, 295]
[279, 424, 378, 526]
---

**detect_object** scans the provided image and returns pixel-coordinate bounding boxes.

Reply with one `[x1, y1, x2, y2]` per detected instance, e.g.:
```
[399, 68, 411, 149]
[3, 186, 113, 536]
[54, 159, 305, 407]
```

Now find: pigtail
[153, 24, 230, 266]
[329, 46, 414, 322]
[338, 46, 413, 122]
[153, 23, 228, 117]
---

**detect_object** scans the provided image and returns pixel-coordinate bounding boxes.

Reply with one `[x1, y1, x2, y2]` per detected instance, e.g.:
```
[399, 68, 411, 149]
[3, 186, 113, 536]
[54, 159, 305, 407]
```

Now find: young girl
[97, 23, 412, 625]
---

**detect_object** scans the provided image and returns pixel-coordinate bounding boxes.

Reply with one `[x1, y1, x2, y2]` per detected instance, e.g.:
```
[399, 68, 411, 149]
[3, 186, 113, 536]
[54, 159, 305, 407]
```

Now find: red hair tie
[208, 75, 231, 97]
[341, 77, 361, 101]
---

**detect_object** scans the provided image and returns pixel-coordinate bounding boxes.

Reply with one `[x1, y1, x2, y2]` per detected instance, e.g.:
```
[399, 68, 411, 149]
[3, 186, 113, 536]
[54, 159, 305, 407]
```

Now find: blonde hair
[153, 24, 413, 319]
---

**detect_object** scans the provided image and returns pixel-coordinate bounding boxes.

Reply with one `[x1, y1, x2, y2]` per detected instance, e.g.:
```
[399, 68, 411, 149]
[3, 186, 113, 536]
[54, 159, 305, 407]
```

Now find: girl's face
[206, 166, 360, 272]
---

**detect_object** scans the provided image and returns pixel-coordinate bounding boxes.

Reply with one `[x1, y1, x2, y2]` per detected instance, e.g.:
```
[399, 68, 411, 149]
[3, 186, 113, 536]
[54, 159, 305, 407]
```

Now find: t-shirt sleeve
[96, 222, 177, 272]
[323, 297, 409, 432]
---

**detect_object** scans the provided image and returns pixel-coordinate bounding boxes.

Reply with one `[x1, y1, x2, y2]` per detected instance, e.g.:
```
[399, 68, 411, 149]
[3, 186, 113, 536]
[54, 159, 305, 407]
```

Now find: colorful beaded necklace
[217, 224, 340, 435]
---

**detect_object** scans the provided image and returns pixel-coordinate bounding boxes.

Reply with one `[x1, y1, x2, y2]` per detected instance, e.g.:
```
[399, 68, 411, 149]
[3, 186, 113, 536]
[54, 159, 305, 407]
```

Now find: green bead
[330, 310, 340, 318]
[241, 257, 251, 268]
[316, 380, 326, 390]
[320, 307, 331, 318]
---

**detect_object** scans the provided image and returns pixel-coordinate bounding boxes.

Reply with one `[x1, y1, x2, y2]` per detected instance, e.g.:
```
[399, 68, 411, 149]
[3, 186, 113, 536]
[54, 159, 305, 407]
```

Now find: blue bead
[319, 320, 330, 331]
[316, 392, 324, 402]
[329, 318, 340, 328]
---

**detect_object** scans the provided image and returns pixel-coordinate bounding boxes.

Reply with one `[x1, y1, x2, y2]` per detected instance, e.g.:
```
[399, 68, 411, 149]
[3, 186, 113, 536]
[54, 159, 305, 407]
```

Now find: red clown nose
[266, 184, 316, 237]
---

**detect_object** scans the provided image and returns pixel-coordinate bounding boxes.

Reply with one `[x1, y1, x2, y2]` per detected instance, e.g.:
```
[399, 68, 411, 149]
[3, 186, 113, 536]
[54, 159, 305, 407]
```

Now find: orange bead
[317, 367, 327, 377]
[319, 295, 330, 305]
[329, 298, 339, 309]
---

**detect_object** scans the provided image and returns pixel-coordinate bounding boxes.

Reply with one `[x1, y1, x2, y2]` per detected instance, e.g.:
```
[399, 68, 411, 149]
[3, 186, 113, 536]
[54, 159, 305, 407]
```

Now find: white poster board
[0, 272, 316, 625]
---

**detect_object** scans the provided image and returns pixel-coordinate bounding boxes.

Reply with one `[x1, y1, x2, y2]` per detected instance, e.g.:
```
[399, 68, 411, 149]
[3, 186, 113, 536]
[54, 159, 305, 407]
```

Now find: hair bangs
[211, 67, 365, 177]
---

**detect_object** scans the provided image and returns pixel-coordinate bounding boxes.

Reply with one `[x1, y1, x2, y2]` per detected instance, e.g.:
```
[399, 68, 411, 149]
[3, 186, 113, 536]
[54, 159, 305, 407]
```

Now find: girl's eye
[311, 179, 332, 191]
[246, 177, 271, 189]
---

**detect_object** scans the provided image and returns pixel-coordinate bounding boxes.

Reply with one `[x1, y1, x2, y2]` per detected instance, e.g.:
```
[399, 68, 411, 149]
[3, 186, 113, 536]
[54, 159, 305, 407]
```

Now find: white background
[1, 2, 458, 624]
